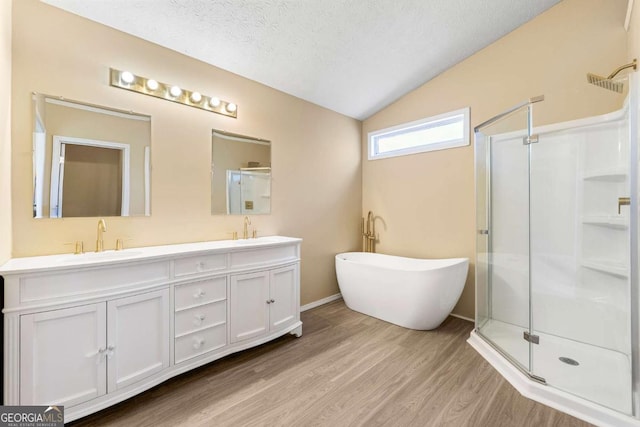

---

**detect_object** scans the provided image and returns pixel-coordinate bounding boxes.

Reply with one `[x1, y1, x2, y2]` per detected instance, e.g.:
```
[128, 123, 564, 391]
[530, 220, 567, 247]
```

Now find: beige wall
[0, 0, 11, 264]
[11, 0, 362, 305]
[362, 0, 629, 319]
[630, 1, 640, 60]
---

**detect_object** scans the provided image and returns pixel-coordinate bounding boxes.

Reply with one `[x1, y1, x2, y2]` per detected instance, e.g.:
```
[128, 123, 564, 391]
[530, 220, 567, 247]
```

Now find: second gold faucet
[96, 218, 107, 252]
[243, 216, 251, 239]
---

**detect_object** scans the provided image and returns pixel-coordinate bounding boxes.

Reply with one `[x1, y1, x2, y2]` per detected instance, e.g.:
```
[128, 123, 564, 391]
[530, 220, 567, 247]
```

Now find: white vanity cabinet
[20, 289, 170, 408]
[230, 264, 299, 343]
[230, 271, 271, 342]
[107, 289, 170, 391]
[1, 236, 302, 423]
[269, 265, 299, 332]
[174, 276, 228, 364]
[20, 303, 107, 407]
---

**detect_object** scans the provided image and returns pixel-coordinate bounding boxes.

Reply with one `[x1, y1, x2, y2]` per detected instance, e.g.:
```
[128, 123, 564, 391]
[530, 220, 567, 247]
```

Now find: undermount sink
[59, 250, 143, 263]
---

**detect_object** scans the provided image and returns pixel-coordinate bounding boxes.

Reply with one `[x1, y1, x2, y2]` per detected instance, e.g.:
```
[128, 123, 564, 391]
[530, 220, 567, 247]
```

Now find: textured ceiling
[42, 0, 562, 120]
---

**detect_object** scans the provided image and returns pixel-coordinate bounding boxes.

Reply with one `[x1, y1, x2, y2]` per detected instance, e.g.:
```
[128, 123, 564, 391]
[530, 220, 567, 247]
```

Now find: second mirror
[211, 130, 271, 215]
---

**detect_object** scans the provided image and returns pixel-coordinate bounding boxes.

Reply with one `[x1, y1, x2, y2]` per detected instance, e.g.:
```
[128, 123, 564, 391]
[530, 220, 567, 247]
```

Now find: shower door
[475, 104, 536, 375]
[476, 82, 637, 415]
[529, 98, 635, 414]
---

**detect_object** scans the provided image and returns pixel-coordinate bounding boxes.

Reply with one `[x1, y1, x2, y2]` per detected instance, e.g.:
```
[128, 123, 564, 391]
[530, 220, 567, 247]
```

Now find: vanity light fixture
[146, 79, 159, 91]
[190, 91, 202, 103]
[109, 68, 238, 118]
[169, 85, 182, 97]
[121, 71, 135, 84]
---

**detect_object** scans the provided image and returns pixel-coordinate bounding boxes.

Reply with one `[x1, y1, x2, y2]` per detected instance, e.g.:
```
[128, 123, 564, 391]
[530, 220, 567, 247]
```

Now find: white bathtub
[335, 252, 469, 330]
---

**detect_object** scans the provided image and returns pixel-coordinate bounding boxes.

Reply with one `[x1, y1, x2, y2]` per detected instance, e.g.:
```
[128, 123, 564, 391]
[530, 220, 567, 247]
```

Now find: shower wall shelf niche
[582, 168, 627, 181]
[581, 259, 629, 278]
[581, 215, 629, 229]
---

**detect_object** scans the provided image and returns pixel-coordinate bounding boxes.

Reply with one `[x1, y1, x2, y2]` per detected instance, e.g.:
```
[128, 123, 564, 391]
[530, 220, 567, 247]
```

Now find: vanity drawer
[229, 246, 297, 269]
[175, 323, 227, 364]
[174, 277, 227, 310]
[174, 253, 226, 277]
[175, 300, 226, 336]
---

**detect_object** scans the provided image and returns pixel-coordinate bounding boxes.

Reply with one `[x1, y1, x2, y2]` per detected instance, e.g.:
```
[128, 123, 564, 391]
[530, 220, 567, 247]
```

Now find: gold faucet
[243, 216, 251, 239]
[362, 211, 376, 253]
[96, 218, 107, 252]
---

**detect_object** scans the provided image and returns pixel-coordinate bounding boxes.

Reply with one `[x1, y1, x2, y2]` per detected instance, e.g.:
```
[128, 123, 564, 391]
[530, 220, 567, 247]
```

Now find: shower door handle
[618, 197, 630, 214]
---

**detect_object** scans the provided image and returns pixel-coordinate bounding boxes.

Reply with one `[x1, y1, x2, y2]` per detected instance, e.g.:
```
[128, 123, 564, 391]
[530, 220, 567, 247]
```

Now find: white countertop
[0, 236, 302, 275]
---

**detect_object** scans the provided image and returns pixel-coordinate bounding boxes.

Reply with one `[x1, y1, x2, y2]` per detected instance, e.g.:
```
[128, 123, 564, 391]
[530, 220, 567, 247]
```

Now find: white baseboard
[450, 313, 474, 323]
[301, 293, 342, 312]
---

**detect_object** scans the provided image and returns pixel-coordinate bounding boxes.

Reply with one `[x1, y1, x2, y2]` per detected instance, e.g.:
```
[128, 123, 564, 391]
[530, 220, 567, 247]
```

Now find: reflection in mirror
[211, 130, 271, 215]
[32, 94, 151, 218]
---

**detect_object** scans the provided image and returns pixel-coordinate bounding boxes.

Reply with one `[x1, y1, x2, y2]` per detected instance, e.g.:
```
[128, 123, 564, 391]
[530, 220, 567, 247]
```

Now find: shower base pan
[468, 321, 639, 427]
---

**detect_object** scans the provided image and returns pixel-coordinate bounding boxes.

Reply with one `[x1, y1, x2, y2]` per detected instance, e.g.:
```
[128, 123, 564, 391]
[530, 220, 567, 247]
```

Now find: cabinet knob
[270, 299, 275, 303]
[106, 345, 116, 359]
[193, 337, 205, 349]
[194, 314, 206, 325]
[193, 289, 206, 298]
[96, 347, 106, 365]
[266, 300, 271, 304]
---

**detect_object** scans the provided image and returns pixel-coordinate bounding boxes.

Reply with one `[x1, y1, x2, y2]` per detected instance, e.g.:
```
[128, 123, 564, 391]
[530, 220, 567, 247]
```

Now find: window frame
[367, 107, 470, 160]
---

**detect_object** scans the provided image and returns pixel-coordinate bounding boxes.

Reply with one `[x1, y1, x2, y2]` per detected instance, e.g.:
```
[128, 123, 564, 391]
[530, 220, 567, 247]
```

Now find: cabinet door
[269, 265, 298, 332]
[20, 303, 107, 407]
[107, 289, 170, 391]
[230, 271, 269, 343]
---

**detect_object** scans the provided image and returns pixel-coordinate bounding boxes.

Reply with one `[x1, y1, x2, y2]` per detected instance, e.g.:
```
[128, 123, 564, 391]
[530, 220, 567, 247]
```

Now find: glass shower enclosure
[474, 75, 638, 416]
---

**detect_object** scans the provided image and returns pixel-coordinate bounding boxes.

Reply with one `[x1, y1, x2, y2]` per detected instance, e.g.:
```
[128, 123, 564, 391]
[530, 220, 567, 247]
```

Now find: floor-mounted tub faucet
[362, 211, 375, 253]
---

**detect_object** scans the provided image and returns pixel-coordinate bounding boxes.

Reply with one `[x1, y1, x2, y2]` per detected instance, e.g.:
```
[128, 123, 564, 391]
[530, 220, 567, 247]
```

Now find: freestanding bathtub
[335, 252, 469, 330]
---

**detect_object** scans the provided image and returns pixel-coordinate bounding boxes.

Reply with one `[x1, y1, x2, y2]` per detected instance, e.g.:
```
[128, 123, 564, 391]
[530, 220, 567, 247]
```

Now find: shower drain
[559, 357, 579, 366]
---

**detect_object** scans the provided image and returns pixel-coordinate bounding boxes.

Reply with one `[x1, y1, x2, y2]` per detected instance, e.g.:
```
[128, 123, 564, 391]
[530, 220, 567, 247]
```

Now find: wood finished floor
[69, 300, 592, 426]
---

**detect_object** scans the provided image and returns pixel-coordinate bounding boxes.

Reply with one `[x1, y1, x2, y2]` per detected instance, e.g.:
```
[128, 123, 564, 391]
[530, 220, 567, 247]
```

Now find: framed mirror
[211, 130, 271, 215]
[32, 94, 151, 218]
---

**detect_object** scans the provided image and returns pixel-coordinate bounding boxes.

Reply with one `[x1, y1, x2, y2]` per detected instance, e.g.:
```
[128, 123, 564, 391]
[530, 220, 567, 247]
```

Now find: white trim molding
[301, 293, 342, 312]
[368, 107, 470, 160]
[625, 0, 634, 31]
[449, 313, 474, 323]
[50, 135, 131, 217]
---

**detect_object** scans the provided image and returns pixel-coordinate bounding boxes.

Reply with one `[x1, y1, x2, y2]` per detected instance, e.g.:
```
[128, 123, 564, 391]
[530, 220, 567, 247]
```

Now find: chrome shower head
[586, 59, 637, 93]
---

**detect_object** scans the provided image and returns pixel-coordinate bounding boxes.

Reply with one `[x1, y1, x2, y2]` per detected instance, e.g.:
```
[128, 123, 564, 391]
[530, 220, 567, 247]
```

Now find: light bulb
[169, 86, 182, 97]
[225, 103, 237, 113]
[121, 71, 135, 84]
[209, 97, 221, 108]
[190, 92, 202, 103]
[146, 79, 159, 90]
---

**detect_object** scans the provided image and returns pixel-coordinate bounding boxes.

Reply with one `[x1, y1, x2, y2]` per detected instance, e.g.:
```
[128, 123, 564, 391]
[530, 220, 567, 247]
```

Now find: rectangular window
[368, 107, 470, 160]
